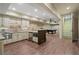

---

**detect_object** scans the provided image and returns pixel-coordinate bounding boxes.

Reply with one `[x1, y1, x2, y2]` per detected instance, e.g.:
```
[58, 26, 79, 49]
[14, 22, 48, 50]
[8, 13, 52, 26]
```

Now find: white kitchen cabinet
[4, 32, 29, 44]
[22, 32, 29, 39]
[21, 33, 26, 40]
[18, 32, 28, 41]
[4, 33, 18, 44]
[18, 33, 24, 41]
[12, 33, 18, 42]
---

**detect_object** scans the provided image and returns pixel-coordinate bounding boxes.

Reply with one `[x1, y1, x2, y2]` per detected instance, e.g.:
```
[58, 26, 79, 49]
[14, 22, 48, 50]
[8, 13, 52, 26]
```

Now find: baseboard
[4, 39, 27, 46]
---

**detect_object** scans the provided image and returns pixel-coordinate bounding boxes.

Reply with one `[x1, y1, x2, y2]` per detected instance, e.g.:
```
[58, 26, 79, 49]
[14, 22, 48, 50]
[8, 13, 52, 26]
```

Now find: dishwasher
[32, 33, 38, 43]
[29, 32, 38, 43]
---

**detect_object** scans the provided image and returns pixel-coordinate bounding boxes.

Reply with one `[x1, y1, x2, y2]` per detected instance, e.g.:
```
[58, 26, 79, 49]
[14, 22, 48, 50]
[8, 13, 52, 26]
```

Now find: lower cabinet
[4, 33, 18, 44]
[12, 33, 18, 42]
[24, 32, 29, 39]
[4, 32, 29, 44]
[18, 32, 28, 41]
[18, 33, 24, 41]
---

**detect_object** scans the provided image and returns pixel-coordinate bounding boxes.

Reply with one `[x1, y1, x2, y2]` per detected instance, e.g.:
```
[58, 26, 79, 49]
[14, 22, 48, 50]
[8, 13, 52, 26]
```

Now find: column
[0, 40, 4, 55]
[59, 17, 63, 39]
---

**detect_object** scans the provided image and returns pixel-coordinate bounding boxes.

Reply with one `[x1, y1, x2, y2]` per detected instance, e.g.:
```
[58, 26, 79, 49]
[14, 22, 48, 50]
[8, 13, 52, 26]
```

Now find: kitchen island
[28, 29, 56, 44]
[28, 30, 46, 44]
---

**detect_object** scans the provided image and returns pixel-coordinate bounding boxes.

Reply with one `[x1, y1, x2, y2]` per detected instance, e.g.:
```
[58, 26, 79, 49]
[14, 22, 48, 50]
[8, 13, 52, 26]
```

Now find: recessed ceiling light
[34, 9, 38, 12]
[43, 13, 46, 16]
[27, 13, 30, 15]
[35, 16, 38, 17]
[32, 17, 38, 21]
[18, 3, 23, 5]
[12, 8, 16, 10]
[22, 15, 29, 18]
[66, 7, 70, 10]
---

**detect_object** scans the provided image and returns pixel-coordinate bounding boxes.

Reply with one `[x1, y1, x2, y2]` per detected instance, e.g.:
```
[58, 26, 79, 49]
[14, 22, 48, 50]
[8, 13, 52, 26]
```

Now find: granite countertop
[29, 31, 38, 33]
[11, 31, 29, 33]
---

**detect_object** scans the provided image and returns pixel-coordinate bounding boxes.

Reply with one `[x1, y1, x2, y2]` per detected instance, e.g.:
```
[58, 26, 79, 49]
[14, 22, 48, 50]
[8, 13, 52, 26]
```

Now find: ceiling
[50, 3, 79, 15]
[0, 3, 79, 23]
[0, 3, 59, 22]
[0, 3, 10, 13]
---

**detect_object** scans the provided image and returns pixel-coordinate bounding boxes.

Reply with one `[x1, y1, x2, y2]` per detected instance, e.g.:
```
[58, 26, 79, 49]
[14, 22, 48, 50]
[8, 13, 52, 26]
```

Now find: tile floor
[4, 34, 79, 55]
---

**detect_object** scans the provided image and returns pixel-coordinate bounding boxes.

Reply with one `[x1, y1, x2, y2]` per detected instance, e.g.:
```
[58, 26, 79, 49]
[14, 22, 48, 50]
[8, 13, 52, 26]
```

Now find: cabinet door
[18, 33, 24, 41]
[22, 33, 27, 39]
[23, 32, 29, 39]
[12, 33, 18, 42]
[4, 33, 18, 44]
[18, 32, 29, 41]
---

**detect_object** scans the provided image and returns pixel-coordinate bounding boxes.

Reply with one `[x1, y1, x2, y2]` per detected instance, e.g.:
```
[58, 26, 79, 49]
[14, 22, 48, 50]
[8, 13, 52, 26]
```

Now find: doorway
[63, 14, 72, 39]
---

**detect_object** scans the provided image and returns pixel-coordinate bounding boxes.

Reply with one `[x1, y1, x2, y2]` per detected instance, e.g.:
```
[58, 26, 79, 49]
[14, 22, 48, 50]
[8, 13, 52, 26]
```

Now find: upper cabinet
[0, 15, 30, 32]
[21, 20, 30, 31]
